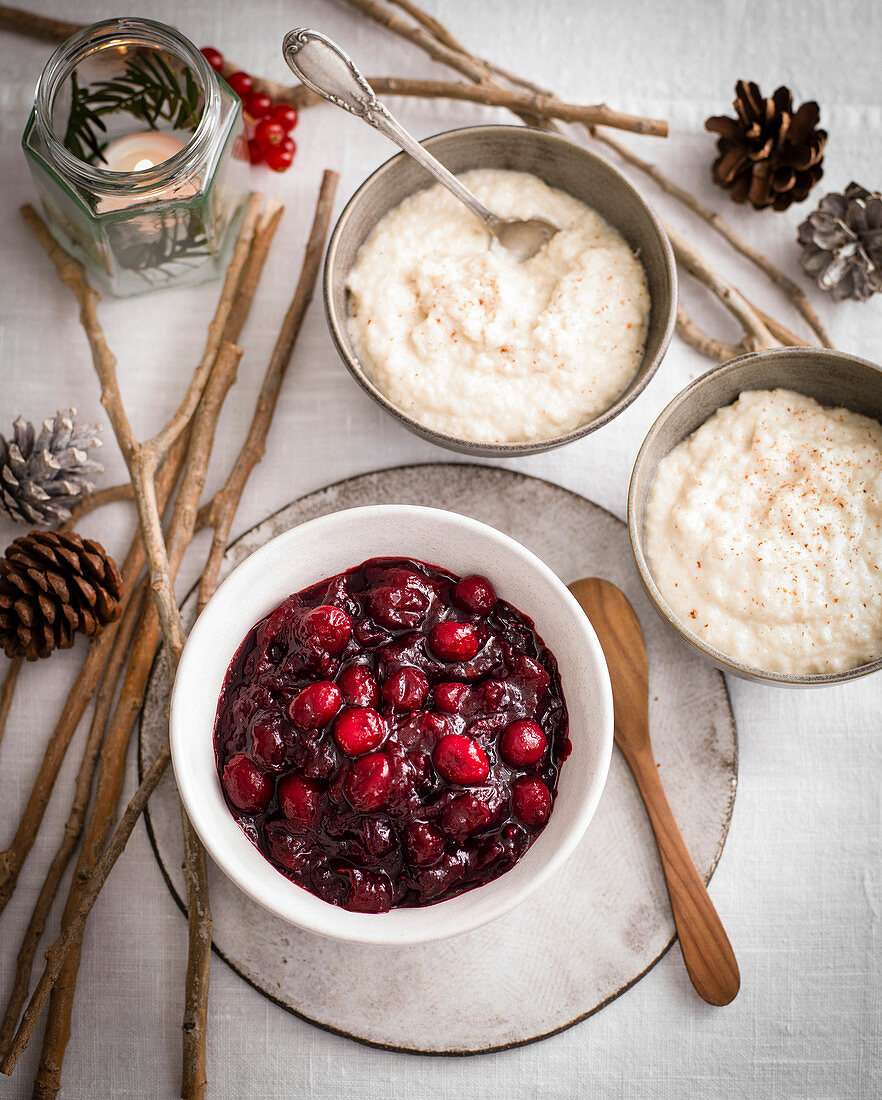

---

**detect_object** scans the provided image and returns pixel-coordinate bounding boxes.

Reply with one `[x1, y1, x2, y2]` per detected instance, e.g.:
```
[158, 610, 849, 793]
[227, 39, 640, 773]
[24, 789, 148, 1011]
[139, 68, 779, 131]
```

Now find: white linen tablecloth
[0, 1, 879, 1096]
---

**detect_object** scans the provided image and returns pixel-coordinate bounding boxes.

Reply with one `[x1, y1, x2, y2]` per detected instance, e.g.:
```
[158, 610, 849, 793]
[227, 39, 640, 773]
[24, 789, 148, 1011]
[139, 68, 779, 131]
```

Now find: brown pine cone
[705, 81, 826, 211]
[0, 530, 123, 660]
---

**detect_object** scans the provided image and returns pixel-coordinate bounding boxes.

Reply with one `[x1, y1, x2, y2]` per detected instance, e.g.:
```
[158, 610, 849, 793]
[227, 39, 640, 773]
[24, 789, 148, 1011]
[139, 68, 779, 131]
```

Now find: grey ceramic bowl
[629, 346, 882, 686]
[324, 124, 677, 457]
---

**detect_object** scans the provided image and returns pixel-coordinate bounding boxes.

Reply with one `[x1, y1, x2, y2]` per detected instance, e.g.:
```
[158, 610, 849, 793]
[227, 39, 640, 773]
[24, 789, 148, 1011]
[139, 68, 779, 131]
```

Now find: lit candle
[103, 130, 185, 172]
[97, 130, 199, 212]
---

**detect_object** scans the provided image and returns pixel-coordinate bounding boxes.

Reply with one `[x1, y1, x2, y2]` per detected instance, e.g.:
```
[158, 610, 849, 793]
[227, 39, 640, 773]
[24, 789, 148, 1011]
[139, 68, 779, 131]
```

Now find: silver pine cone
[0, 409, 103, 527]
[797, 182, 882, 301]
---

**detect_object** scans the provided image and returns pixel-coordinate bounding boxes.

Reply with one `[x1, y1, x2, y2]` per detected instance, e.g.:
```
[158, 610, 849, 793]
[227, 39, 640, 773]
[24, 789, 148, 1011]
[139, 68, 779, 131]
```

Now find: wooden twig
[30, 344, 241, 1100]
[0, 657, 22, 751]
[0, 3, 78, 40]
[667, 227, 780, 351]
[0, 171, 338, 1084]
[0, 579, 148, 1059]
[587, 128, 834, 348]
[676, 304, 746, 363]
[197, 171, 339, 610]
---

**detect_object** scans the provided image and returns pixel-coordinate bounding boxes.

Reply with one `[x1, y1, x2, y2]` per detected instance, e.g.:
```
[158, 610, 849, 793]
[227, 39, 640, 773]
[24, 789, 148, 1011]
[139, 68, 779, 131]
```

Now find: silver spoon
[282, 28, 559, 261]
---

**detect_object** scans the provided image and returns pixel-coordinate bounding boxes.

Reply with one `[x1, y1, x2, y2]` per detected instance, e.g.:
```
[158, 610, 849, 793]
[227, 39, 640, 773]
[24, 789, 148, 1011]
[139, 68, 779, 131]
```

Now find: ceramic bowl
[170, 505, 614, 944]
[324, 124, 677, 457]
[629, 346, 882, 686]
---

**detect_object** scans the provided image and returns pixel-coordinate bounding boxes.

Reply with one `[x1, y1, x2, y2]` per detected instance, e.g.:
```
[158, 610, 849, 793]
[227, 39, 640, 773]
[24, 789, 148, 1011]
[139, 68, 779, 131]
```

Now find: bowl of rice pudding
[629, 347, 882, 686]
[324, 125, 677, 456]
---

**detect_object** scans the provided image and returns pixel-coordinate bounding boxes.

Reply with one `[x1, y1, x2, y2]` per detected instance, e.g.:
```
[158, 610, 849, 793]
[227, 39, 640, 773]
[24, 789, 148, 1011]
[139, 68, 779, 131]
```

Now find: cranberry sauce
[213, 557, 570, 913]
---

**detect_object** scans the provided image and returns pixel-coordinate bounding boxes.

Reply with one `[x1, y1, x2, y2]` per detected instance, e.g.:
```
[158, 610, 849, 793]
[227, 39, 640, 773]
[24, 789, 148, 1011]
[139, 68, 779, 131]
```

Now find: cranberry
[246, 138, 264, 165]
[244, 91, 273, 119]
[334, 707, 387, 756]
[200, 46, 224, 72]
[511, 776, 551, 827]
[433, 681, 472, 714]
[500, 720, 547, 766]
[227, 71, 254, 98]
[433, 734, 489, 785]
[382, 666, 430, 710]
[222, 753, 271, 813]
[288, 681, 341, 730]
[369, 579, 431, 630]
[476, 679, 507, 710]
[249, 716, 286, 770]
[512, 654, 551, 699]
[441, 794, 495, 841]
[429, 621, 479, 662]
[264, 820, 307, 870]
[339, 867, 393, 913]
[338, 662, 379, 707]
[278, 774, 323, 829]
[305, 605, 351, 655]
[402, 821, 445, 866]
[271, 103, 299, 132]
[453, 574, 497, 614]
[344, 752, 393, 811]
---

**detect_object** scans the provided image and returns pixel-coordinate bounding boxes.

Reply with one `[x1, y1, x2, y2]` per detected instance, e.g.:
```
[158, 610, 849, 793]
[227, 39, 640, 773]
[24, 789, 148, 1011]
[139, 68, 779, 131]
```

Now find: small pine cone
[0, 530, 123, 660]
[705, 81, 826, 211]
[0, 409, 103, 528]
[797, 183, 882, 301]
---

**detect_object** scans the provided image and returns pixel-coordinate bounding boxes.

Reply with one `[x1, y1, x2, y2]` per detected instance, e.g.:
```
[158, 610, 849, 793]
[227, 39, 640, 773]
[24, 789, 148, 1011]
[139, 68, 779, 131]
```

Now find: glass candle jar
[22, 17, 250, 297]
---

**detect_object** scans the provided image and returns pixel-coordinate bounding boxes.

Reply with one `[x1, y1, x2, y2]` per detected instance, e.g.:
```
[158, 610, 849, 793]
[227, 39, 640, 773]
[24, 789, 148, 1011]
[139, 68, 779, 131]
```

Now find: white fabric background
[0, 1, 880, 1097]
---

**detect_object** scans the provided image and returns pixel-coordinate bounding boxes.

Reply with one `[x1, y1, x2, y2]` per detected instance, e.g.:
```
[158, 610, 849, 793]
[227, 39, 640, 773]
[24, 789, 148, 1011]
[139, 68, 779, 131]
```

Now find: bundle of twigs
[0, 171, 339, 1099]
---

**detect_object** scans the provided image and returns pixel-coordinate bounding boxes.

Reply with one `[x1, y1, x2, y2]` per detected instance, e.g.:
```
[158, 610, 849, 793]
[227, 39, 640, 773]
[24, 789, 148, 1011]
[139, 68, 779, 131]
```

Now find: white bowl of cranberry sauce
[171, 506, 613, 945]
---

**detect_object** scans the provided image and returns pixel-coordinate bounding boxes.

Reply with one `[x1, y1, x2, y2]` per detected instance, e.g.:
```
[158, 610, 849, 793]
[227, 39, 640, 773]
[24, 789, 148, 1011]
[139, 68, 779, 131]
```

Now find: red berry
[344, 752, 392, 811]
[433, 734, 489, 785]
[222, 753, 271, 813]
[429, 621, 479, 662]
[278, 773, 323, 828]
[249, 717, 285, 769]
[264, 820, 307, 870]
[382, 666, 429, 710]
[264, 146, 293, 172]
[512, 655, 550, 699]
[287, 681, 341, 730]
[254, 118, 286, 150]
[244, 91, 273, 119]
[338, 662, 379, 708]
[279, 136, 296, 156]
[246, 138, 263, 165]
[500, 720, 547, 766]
[453, 574, 497, 615]
[511, 776, 551, 827]
[441, 794, 494, 841]
[334, 707, 387, 756]
[271, 103, 299, 132]
[305, 605, 351, 655]
[200, 47, 224, 72]
[227, 70, 254, 98]
[433, 681, 472, 714]
[339, 867, 392, 913]
[403, 821, 445, 866]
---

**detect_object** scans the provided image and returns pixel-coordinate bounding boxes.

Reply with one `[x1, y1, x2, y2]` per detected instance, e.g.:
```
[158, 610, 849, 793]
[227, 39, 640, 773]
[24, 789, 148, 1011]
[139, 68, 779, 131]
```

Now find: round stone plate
[139, 463, 737, 1054]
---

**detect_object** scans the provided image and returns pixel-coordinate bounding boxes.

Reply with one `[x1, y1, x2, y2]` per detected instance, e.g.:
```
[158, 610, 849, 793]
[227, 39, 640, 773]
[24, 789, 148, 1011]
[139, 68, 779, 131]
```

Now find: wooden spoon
[569, 577, 740, 1006]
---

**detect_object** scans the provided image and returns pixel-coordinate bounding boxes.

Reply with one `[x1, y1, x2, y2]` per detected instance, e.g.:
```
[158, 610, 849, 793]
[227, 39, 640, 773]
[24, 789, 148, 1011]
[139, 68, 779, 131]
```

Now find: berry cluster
[214, 557, 570, 913]
[201, 47, 298, 172]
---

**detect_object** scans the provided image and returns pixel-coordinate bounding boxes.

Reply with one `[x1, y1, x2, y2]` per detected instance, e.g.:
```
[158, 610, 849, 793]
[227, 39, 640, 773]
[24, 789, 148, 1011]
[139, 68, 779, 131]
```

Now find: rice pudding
[645, 389, 882, 675]
[346, 169, 650, 444]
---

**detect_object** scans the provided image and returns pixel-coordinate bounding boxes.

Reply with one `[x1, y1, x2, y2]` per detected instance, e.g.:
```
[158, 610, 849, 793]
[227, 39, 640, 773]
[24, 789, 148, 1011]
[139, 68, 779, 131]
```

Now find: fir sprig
[64, 50, 203, 165]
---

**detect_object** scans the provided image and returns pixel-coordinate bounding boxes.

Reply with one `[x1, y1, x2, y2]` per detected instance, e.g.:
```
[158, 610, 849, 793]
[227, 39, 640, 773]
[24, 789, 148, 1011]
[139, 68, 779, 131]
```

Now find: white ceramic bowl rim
[628, 347, 882, 686]
[171, 505, 614, 945]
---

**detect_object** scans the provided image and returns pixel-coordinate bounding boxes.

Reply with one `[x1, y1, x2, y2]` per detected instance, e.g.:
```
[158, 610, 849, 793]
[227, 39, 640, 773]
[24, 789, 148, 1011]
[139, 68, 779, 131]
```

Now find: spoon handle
[617, 737, 741, 1006]
[282, 29, 500, 233]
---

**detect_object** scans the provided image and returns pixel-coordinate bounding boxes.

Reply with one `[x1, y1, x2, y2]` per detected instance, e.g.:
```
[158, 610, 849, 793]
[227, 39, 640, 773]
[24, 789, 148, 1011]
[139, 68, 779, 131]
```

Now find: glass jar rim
[33, 16, 222, 195]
